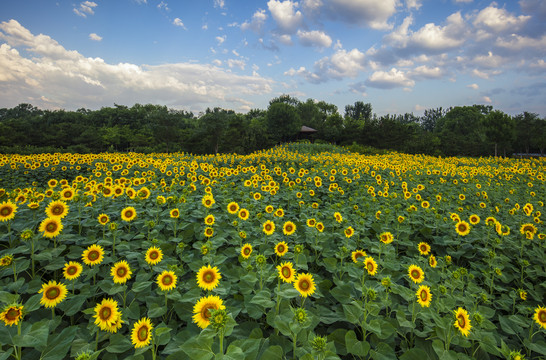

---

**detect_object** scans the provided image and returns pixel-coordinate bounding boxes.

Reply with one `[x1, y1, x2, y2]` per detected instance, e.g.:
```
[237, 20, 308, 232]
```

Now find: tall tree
[484, 110, 515, 157]
[266, 102, 301, 143]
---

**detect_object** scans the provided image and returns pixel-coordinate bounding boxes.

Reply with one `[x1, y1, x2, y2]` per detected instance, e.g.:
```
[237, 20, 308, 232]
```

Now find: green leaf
[131, 281, 152, 293]
[259, 345, 283, 360]
[59, 295, 87, 316]
[369, 342, 396, 360]
[342, 301, 363, 324]
[399, 348, 428, 360]
[250, 290, 275, 308]
[24, 293, 43, 312]
[273, 316, 291, 337]
[13, 319, 49, 350]
[40, 326, 77, 360]
[147, 302, 167, 318]
[180, 331, 215, 360]
[345, 330, 370, 356]
[106, 333, 133, 353]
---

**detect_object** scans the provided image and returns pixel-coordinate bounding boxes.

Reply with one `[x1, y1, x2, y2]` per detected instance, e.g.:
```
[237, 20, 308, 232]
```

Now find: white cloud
[473, 4, 530, 33]
[470, 51, 505, 68]
[0, 20, 273, 111]
[406, 0, 422, 10]
[495, 34, 546, 51]
[227, 59, 246, 70]
[324, 0, 398, 30]
[73, 1, 97, 17]
[157, 1, 169, 11]
[482, 96, 492, 103]
[276, 34, 293, 45]
[467, 83, 479, 89]
[408, 65, 444, 79]
[302, 0, 323, 13]
[453, 0, 473, 3]
[89, 33, 102, 41]
[241, 9, 267, 33]
[212, 59, 222, 66]
[267, 0, 303, 33]
[385, 12, 467, 52]
[214, 0, 225, 8]
[173, 18, 187, 29]
[288, 48, 365, 83]
[216, 35, 226, 45]
[297, 30, 332, 48]
[366, 68, 415, 88]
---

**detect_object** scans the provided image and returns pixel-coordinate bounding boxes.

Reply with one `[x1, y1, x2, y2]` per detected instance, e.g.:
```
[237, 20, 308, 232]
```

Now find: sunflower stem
[51, 307, 55, 321]
[12, 261, 17, 282]
[31, 238, 35, 278]
[95, 329, 99, 351]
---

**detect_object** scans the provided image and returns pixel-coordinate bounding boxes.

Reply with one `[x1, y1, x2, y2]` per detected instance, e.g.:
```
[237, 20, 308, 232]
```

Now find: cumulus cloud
[216, 35, 226, 45]
[0, 20, 273, 111]
[89, 33, 102, 41]
[297, 30, 332, 48]
[226, 58, 246, 70]
[241, 9, 267, 33]
[286, 48, 365, 83]
[214, 0, 225, 8]
[408, 65, 444, 79]
[323, 0, 398, 30]
[173, 18, 187, 29]
[366, 68, 415, 89]
[467, 83, 479, 89]
[73, 1, 97, 17]
[267, 0, 303, 33]
[473, 4, 530, 33]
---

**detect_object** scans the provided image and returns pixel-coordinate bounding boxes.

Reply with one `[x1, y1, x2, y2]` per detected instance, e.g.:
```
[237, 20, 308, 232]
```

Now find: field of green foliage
[0, 143, 545, 360]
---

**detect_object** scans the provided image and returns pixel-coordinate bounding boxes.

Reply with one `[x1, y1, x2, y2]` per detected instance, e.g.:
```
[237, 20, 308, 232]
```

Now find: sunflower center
[89, 250, 99, 261]
[117, 267, 127, 277]
[201, 304, 216, 320]
[458, 224, 466, 232]
[6, 308, 20, 321]
[137, 326, 149, 341]
[46, 222, 58, 232]
[100, 307, 112, 320]
[150, 251, 158, 259]
[162, 275, 172, 285]
[420, 291, 428, 301]
[204, 271, 215, 283]
[286, 225, 293, 232]
[411, 270, 420, 279]
[457, 314, 466, 328]
[67, 266, 77, 275]
[282, 267, 291, 278]
[355, 253, 363, 260]
[539, 310, 546, 322]
[243, 247, 251, 256]
[299, 279, 309, 290]
[46, 287, 60, 299]
[51, 206, 63, 215]
[125, 210, 133, 218]
[265, 225, 272, 231]
[64, 191, 73, 198]
[278, 245, 285, 253]
[367, 263, 374, 271]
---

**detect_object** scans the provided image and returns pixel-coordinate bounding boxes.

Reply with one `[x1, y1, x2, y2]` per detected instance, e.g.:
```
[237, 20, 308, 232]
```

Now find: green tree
[484, 110, 515, 157]
[436, 106, 486, 156]
[266, 102, 301, 143]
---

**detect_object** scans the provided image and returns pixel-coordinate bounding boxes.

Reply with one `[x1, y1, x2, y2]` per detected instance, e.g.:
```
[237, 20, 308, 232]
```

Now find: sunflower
[364, 257, 378, 276]
[416, 285, 432, 307]
[421, 201, 430, 209]
[137, 187, 151, 200]
[344, 226, 354, 238]
[111, 260, 132, 284]
[274, 208, 285, 217]
[204, 227, 214, 238]
[196, 264, 222, 291]
[429, 254, 437, 268]
[169, 208, 180, 219]
[277, 262, 295, 283]
[520, 223, 537, 236]
[408, 264, 425, 284]
[0, 305, 24, 326]
[418, 242, 431, 256]
[39, 280, 67, 308]
[263, 220, 275, 235]
[294, 273, 316, 297]
[238, 208, 249, 221]
[45, 200, 69, 219]
[0, 254, 13, 267]
[241, 244, 252, 259]
[145, 246, 163, 265]
[157, 270, 177, 291]
[469, 214, 480, 225]
[60, 188, 76, 201]
[455, 221, 471, 236]
[227, 202, 239, 214]
[97, 213, 110, 225]
[379, 232, 393, 244]
[121, 206, 137, 222]
[534, 306, 546, 329]
[485, 216, 497, 226]
[351, 250, 367, 263]
[202, 195, 215, 208]
[306, 218, 316, 227]
[192, 295, 225, 329]
[48, 179, 58, 188]
[334, 212, 343, 223]
[204, 214, 215, 226]
[103, 312, 124, 333]
[131, 317, 153, 348]
[265, 205, 274, 213]
[316, 222, 324, 232]
[283, 221, 296, 236]
[454, 307, 472, 336]
[94, 298, 120, 331]
[63, 261, 83, 280]
[39, 217, 63, 238]
[274, 241, 288, 257]
[82, 244, 105, 266]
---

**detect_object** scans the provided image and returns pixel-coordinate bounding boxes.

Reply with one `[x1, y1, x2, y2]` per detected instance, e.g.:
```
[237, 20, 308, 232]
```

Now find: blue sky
[1, 0, 545, 117]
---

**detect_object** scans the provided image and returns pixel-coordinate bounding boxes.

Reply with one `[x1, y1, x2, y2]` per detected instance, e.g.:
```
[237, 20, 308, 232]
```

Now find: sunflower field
[0, 143, 545, 360]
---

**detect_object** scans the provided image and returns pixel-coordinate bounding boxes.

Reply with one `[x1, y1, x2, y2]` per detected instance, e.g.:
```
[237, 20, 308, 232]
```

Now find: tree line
[0, 96, 544, 157]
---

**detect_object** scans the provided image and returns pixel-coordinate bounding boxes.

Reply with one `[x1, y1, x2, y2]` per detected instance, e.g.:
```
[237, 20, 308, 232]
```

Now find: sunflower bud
[367, 289, 377, 301]
[210, 309, 228, 331]
[381, 277, 391, 288]
[75, 351, 93, 360]
[473, 312, 483, 325]
[310, 335, 327, 352]
[439, 285, 447, 295]
[256, 255, 266, 267]
[293, 307, 308, 324]
[20, 229, 34, 241]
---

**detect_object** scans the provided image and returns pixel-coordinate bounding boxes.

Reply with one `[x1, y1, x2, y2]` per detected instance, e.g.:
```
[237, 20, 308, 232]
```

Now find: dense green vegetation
[0, 96, 544, 156]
